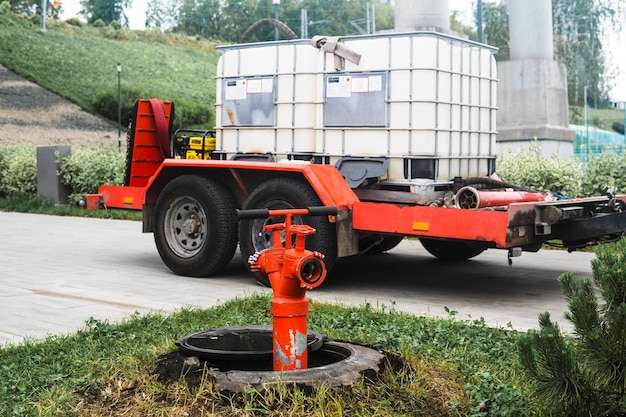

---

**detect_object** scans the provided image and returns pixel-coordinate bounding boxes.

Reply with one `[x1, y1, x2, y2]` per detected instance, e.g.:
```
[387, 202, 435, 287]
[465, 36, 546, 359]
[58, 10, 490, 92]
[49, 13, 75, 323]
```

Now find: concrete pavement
[0, 212, 597, 346]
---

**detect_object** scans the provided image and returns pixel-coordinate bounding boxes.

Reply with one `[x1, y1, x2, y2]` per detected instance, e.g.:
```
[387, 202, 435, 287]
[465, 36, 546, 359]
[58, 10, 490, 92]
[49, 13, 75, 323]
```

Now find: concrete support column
[509, 0, 553, 60]
[394, 0, 450, 32]
[496, 0, 575, 158]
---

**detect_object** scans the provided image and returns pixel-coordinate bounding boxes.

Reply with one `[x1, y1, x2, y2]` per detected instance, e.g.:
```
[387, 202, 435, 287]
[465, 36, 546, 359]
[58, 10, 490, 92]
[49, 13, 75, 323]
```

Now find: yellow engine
[173, 132, 216, 160]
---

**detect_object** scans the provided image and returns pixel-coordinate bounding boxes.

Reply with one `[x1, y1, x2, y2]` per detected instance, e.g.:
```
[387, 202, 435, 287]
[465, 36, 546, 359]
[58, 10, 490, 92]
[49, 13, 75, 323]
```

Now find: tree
[167, 0, 393, 43]
[173, 0, 223, 38]
[145, 0, 178, 30]
[519, 237, 626, 416]
[80, 0, 132, 26]
[479, 1, 509, 61]
[450, 10, 476, 40]
[552, 0, 624, 105]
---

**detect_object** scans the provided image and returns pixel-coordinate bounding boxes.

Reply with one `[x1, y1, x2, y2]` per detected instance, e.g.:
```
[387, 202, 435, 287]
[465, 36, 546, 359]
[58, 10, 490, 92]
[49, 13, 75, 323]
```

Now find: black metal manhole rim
[175, 325, 326, 360]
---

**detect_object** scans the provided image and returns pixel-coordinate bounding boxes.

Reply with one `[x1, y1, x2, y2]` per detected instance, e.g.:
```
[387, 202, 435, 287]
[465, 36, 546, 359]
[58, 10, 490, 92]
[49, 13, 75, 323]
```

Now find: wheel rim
[250, 200, 301, 251]
[164, 195, 208, 258]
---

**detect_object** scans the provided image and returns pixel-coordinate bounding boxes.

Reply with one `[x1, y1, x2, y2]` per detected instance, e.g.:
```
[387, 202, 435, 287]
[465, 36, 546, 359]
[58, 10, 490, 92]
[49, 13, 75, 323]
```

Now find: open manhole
[166, 325, 386, 392]
[175, 325, 325, 371]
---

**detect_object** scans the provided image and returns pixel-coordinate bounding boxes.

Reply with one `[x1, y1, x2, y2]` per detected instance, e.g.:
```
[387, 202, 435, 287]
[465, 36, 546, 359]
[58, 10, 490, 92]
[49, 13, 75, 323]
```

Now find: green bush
[58, 145, 125, 203]
[92, 18, 105, 27]
[580, 152, 626, 197]
[0, 144, 37, 196]
[496, 140, 583, 196]
[109, 20, 121, 30]
[92, 87, 148, 127]
[518, 236, 626, 416]
[172, 98, 213, 129]
[65, 17, 83, 27]
[92, 91, 213, 131]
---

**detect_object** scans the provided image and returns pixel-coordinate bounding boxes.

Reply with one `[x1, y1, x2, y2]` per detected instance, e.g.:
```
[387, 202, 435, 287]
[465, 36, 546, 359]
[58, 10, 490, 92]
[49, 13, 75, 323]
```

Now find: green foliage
[92, 18, 105, 27]
[171, 0, 394, 42]
[580, 152, 626, 196]
[519, 237, 626, 416]
[80, 0, 131, 26]
[0, 144, 36, 196]
[65, 17, 84, 27]
[552, 0, 625, 104]
[92, 86, 148, 127]
[480, 2, 509, 60]
[109, 20, 121, 30]
[0, 295, 540, 416]
[58, 145, 125, 202]
[93, 88, 213, 130]
[496, 140, 583, 195]
[0, 24, 218, 130]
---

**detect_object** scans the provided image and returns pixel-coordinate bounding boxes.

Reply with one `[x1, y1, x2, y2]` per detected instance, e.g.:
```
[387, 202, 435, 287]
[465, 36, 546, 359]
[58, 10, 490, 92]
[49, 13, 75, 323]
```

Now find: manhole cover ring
[175, 325, 326, 360]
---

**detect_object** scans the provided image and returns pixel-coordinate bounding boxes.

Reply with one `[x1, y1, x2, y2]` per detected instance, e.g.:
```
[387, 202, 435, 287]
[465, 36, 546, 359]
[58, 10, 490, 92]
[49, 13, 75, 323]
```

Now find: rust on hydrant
[248, 217, 327, 371]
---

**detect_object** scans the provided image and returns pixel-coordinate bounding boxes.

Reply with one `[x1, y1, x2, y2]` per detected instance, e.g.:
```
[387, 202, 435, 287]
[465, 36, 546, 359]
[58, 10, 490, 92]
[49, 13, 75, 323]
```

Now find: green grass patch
[0, 194, 142, 221]
[0, 295, 546, 416]
[0, 20, 220, 129]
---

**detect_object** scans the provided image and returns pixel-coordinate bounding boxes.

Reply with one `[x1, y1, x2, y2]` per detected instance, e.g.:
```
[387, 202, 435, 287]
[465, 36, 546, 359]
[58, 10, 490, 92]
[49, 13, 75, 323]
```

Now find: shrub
[0, 144, 37, 196]
[92, 86, 148, 127]
[496, 140, 583, 196]
[109, 20, 121, 30]
[65, 17, 83, 27]
[518, 237, 626, 416]
[172, 98, 213, 129]
[580, 152, 626, 197]
[92, 18, 105, 27]
[58, 145, 125, 203]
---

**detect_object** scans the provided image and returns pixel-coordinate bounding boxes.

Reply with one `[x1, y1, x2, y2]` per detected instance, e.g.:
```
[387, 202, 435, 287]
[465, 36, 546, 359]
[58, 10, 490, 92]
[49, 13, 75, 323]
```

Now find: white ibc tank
[215, 32, 497, 181]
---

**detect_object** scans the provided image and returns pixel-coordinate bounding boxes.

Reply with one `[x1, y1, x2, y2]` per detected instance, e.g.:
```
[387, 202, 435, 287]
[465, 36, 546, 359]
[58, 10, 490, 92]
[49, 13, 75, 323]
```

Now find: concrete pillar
[394, 0, 450, 32]
[37, 145, 71, 204]
[509, 0, 553, 60]
[497, 0, 575, 158]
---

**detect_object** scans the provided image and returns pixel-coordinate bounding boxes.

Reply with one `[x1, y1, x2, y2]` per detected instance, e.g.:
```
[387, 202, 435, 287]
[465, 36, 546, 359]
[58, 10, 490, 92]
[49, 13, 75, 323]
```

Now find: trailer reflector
[412, 222, 430, 231]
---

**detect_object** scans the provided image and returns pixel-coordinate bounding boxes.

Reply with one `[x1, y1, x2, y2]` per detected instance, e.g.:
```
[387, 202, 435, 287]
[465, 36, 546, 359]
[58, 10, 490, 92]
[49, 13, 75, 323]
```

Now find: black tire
[239, 178, 337, 285]
[419, 238, 486, 261]
[154, 175, 238, 277]
[359, 235, 404, 254]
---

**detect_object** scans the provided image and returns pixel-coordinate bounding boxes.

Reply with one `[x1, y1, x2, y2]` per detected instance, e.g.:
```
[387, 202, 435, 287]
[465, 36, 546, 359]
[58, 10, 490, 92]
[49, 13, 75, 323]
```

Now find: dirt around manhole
[0, 64, 120, 149]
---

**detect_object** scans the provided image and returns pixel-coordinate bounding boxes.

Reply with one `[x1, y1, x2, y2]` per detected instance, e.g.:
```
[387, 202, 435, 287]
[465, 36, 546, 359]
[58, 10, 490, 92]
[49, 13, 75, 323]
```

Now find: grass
[0, 194, 142, 220]
[570, 105, 626, 132]
[0, 295, 545, 417]
[0, 19, 220, 127]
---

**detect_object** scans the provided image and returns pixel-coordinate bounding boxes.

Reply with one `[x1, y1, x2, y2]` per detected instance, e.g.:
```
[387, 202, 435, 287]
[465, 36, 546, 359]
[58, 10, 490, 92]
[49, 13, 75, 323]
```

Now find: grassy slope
[0, 20, 220, 121]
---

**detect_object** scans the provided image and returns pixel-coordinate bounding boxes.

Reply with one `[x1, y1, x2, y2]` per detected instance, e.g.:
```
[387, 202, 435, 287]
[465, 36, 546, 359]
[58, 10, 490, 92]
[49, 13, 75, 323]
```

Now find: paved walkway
[0, 212, 266, 345]
[1, 212, 597, 346]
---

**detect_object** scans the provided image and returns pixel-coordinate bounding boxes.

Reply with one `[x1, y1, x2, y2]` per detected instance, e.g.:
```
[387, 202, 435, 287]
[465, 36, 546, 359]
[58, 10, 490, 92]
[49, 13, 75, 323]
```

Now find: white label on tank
[262, 78, 274, 93]
[369, 75, 382, 92]
[225, 80, 247, 100]
[351, 77, 369, 93]
[246, 78, 262, 94]
[327, 76, 352, 98]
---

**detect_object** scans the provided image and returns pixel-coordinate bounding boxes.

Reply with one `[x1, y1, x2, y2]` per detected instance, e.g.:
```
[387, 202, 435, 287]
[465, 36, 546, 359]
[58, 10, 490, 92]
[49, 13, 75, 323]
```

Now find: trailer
[85, 31, 626, 283]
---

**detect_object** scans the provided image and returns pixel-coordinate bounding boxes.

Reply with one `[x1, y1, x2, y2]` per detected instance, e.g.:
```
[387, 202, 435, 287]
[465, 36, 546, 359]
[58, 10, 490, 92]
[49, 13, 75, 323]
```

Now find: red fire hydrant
[248, 214, 327, 371]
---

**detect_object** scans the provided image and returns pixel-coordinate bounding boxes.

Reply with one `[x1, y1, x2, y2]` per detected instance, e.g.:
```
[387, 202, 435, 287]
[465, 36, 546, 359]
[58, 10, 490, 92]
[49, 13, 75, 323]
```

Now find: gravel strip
[0, 64, 121, 149]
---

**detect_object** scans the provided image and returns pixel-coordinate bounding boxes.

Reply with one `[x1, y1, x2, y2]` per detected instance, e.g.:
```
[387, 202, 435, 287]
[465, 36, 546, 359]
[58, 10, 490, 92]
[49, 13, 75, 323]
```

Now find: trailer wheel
[419, 238, 486, 261]
[239, 178, 337, 286]
[154, 175, 238, 277]
[359, 235, 404, 254]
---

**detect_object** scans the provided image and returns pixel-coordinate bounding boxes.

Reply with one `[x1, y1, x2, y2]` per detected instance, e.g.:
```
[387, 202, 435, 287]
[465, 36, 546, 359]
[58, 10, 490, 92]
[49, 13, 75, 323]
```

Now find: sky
[60, 0, 625, 102]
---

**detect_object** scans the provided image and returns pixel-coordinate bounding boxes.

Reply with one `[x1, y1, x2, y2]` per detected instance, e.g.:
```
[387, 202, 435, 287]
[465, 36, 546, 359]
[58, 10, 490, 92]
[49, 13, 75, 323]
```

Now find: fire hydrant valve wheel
[154, 175, 238, 277]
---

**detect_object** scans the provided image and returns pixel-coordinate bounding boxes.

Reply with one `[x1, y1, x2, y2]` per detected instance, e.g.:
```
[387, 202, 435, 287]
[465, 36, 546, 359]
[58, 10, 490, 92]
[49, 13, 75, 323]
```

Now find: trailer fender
[142, 160, 361, 256]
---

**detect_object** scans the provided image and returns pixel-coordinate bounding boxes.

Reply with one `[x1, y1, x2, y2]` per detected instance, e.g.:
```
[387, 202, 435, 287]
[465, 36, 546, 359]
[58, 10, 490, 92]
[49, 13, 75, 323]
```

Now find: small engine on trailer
[172, 130, 216, 160]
